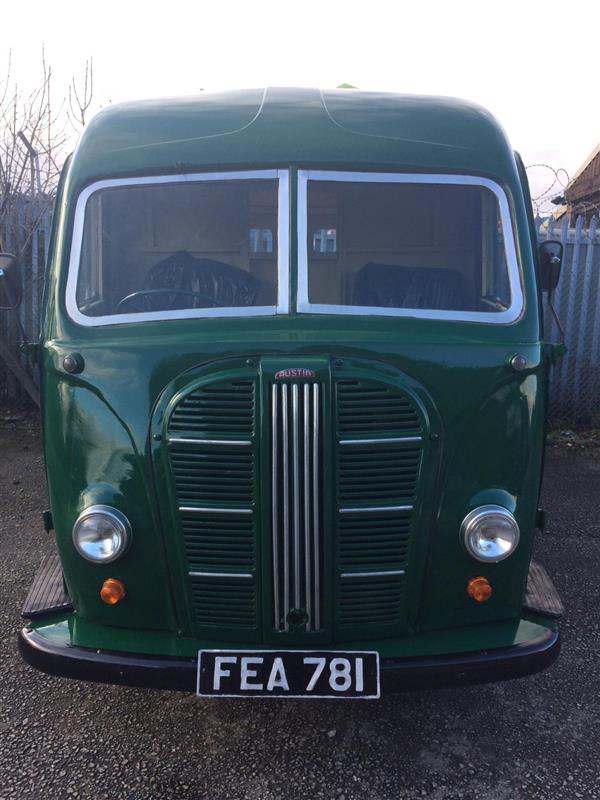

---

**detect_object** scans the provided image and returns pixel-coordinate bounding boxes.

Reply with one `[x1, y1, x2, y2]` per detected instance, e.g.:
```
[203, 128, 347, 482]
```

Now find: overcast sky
[4, 0, 599, 207]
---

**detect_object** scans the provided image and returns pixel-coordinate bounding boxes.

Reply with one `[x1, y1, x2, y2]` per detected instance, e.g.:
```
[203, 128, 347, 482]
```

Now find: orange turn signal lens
[467, 576, 492, 603]
[100, 578, 127, 605]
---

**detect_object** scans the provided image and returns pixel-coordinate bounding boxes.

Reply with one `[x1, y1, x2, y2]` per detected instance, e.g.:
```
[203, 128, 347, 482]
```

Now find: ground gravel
[1, 418, 599, 799]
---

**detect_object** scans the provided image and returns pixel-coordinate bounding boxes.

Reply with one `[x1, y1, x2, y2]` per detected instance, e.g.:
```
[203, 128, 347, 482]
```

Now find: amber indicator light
[467, 576, 493, 602]
[100, 578, 127, 605]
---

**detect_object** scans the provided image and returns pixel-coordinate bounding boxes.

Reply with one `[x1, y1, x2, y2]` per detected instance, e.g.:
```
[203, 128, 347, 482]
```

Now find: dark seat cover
[354, 262, 471, 311]
[145, 250, 259, 309]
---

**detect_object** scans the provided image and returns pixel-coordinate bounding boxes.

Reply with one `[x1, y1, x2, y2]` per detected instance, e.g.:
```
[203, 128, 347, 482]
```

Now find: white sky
[3, 0, 599, 206]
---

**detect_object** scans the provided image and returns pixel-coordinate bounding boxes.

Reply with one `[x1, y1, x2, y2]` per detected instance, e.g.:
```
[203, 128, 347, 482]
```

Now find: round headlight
[72, 505, 131, 563]
[461, 505, 520, 563]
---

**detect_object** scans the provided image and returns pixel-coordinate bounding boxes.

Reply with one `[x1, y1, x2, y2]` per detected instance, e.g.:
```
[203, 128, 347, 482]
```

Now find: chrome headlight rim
[461, 504, 520, 563]
[72, 504, 132, 564]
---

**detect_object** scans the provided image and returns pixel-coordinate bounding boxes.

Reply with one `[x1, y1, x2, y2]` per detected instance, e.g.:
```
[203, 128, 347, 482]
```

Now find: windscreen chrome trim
[296, 170, 524, 324]
[65, 169, 289, 327]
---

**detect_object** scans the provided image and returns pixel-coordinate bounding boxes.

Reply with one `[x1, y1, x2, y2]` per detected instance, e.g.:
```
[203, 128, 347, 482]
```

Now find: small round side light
[100, 578, 127, 605]
[63, 353, 84, 374]
[467, 576, 493, 603]
[509, 354, 527, 372]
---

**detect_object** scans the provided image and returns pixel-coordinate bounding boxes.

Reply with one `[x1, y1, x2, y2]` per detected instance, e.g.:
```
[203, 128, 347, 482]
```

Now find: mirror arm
[547, 286, 565, 346]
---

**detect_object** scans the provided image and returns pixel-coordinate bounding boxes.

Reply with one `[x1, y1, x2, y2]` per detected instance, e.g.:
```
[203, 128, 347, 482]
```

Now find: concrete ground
[1, 418, 599, 800]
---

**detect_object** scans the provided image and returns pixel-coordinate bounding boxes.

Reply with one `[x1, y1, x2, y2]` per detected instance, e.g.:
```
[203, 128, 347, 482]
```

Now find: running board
[22, 553, 73, 619]
[524, 560, 564, 619]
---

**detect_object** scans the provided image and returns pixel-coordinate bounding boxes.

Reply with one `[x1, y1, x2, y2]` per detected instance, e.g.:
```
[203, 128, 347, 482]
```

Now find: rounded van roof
[69, 87, 518, 188]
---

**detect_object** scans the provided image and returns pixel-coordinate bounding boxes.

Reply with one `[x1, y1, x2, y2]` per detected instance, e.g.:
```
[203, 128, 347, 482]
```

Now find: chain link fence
[538, 215, 600, 426]
[0, 193, 52, 414]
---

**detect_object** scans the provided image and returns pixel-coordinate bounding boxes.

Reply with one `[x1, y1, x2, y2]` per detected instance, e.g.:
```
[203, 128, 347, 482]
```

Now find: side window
[78, 193, 103, 306]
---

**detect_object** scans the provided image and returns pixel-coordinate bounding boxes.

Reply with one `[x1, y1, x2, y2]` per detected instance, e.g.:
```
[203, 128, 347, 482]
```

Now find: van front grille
[158, 357, 432, 641]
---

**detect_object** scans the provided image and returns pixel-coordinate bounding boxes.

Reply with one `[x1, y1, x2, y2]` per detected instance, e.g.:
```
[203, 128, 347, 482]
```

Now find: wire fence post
[558, 216, 584, 407]
[573, 216, 598, 410]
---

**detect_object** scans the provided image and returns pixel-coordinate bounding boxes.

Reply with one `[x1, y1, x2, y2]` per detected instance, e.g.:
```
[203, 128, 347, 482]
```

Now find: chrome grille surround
[271, 381, 322, 631]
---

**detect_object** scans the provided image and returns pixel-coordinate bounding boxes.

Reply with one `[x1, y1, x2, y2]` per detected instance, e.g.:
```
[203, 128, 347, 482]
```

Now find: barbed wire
[526, 163, 570, 216]
[526, 163, 600, 220]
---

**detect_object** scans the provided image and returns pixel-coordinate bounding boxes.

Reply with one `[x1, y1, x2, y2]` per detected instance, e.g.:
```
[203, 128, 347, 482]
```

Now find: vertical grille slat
[271, 384, 280, 631]
[313, 383, 321, 631]
[292, 384, 301, 610]
[271, 380, 322, 632]
[303, 384, 312, 627]
[282, 383, 290, 630]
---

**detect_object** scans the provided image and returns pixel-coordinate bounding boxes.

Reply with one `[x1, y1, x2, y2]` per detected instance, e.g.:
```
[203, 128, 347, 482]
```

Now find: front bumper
[18, 620, 560, 693]
[19, 554, 563, 693]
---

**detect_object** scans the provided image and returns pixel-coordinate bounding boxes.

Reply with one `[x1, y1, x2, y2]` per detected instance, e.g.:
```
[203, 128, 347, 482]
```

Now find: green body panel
[60, 88, 526, 195]
[39, 88, 550, 658]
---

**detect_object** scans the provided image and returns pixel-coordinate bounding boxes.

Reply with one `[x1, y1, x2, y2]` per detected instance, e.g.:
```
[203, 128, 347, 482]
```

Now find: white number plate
[197, 650, 380, 699]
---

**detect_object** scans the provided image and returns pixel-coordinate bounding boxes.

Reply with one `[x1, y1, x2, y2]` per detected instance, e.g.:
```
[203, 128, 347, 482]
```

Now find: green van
[9, 88, 564, 698]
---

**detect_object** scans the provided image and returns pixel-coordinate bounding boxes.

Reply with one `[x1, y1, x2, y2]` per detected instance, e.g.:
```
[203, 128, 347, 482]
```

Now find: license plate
[197, 649, 380, 699]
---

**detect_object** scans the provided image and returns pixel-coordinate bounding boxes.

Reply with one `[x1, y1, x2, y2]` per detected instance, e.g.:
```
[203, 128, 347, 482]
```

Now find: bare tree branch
[0, 50, 12, 109]
[0, 51, 93, 252]
[68, 58, 93, 130]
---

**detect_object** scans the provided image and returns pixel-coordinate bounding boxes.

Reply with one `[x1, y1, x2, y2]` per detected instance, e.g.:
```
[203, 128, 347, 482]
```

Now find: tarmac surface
[1, 418, 599, 799]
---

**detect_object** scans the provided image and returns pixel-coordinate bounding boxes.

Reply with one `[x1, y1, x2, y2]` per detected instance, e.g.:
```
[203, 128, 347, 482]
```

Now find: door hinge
[20, 341, 40, 364]
[536, 508, 548, 534]
[42, 510, 54, 533]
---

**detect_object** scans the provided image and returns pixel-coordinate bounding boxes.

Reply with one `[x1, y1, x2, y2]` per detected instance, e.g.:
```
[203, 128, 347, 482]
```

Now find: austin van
[6, 88, 564, 698]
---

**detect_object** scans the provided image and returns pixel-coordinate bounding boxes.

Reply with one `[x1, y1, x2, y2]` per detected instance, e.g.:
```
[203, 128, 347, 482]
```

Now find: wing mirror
[539, 240, 563, 293]
[0, 253, 22, 310]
